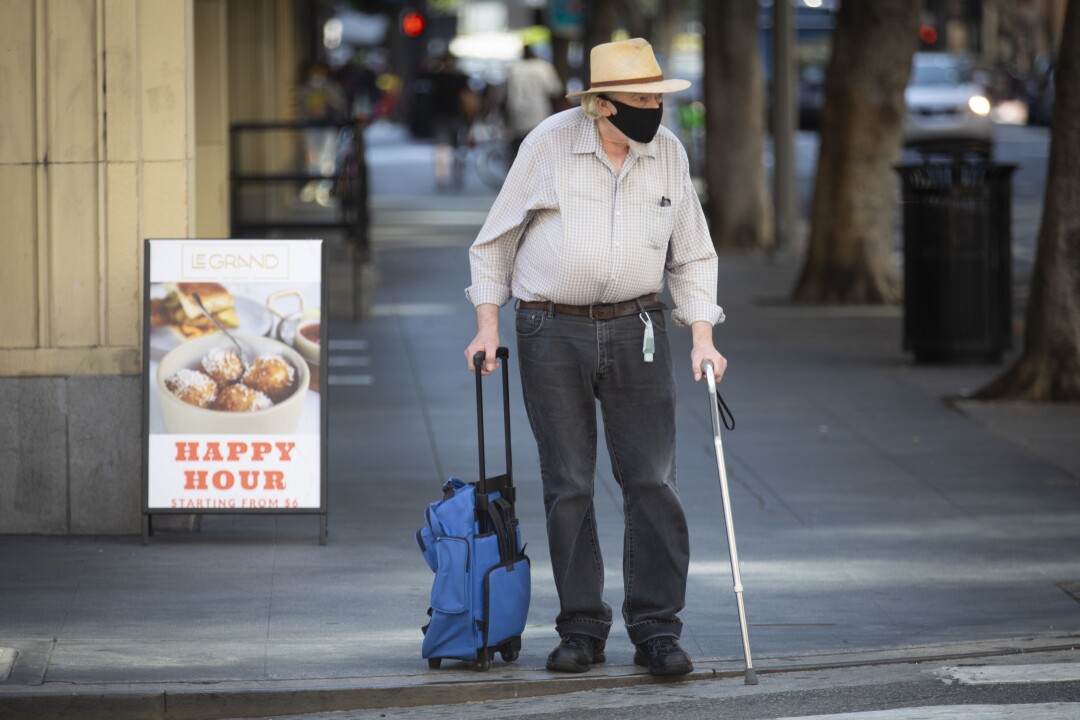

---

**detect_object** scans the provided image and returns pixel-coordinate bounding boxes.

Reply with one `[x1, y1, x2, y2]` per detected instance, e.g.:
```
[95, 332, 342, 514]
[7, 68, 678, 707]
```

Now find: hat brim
[566, 78, 691, 99]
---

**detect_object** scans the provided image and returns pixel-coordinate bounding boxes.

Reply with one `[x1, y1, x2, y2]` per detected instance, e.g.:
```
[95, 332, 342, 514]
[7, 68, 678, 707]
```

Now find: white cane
[701, 360, 758, 685]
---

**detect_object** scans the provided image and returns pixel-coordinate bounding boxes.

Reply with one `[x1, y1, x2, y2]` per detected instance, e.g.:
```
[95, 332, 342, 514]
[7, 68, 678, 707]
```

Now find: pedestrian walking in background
[296, 60, 347, 204]
[422, 52, 481, 190]
[334, 54, 379, 118]
[504, 44, 564, 163]
[464, 38, 727, 677]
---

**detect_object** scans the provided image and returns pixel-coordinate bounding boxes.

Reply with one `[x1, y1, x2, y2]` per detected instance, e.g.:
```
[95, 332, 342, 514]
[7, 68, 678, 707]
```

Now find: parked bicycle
[439, 115, 512, 193]
[469, 115, 513, 190]
[333, 123, 369, 245]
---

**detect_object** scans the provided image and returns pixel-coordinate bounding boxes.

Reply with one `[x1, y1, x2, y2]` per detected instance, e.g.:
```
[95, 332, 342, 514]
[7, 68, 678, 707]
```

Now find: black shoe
[546, 634, 606, 673]
[633, 636, 694, 676]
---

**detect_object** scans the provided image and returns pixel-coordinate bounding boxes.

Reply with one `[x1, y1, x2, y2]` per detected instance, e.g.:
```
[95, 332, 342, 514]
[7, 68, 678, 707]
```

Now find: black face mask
[600, 95, 664, 143]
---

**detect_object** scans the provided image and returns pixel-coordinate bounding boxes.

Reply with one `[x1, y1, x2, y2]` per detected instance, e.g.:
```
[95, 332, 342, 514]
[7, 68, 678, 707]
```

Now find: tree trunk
[792, 0, 921, 303]
[584, 0, 621, 76]
[551, 35, 573, 90]
[651, 0, 685, 66]
[703, 0, 772, 251]
[616, 0, 649, 39]
[974, 0, 1080, 402]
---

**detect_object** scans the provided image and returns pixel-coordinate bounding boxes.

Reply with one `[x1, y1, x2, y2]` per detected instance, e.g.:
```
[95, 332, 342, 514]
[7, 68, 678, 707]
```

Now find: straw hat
[567, 38, 690, 99]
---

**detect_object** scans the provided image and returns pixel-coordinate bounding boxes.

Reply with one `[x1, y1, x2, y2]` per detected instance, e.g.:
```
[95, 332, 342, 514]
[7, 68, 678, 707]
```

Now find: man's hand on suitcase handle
[473, 347, 510, 374]
[467, 344, 499, 375]
[466, 304, 501, 375]
[473, 351, 490, 373]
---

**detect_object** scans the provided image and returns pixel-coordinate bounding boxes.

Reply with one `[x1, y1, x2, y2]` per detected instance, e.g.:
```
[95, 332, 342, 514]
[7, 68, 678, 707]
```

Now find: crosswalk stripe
[772, 703, 1080, 719]
[327, 338, 372, 385]
[328, 355, 371, 367]
[329, 339, 369, 351]
[327, 375, 374, 386]
[372, 303, 458, 317]
[937, 663, 1080, 685]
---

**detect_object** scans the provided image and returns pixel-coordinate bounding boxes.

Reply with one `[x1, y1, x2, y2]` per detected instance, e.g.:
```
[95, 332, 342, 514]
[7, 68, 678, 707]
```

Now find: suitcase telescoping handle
[701, 360, 757, 686]
[473, 347, 512, 497]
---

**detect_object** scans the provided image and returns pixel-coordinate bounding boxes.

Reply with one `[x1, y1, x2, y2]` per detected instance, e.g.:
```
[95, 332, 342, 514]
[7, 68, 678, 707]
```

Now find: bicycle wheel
[476, 143, 511, 190]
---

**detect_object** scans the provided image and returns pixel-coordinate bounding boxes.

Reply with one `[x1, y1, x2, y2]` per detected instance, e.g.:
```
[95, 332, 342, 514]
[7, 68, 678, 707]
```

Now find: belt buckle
[590, 303, 614, 320]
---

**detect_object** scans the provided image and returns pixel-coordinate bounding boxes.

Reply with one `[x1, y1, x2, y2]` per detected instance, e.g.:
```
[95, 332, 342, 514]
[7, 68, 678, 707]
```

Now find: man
[504, 44, 564, 162]
[295, 60, 347, 204]
[422, 52, 479, 190]
[464, 38, 726, 677]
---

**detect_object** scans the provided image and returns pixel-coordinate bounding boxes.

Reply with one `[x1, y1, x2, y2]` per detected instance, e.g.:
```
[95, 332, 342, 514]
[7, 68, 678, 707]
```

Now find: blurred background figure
[334, 53, 380, 119]
[421, 52, 480, 190]
[296, 59, 348, 204]
[503, 44, 564, 163]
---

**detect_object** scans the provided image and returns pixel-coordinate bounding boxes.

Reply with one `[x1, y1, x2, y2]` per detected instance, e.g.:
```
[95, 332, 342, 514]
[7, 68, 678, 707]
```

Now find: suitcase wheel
[427, 658, 442, 669]
[499, 637, 521, 662]
[474, 652, 491, 672]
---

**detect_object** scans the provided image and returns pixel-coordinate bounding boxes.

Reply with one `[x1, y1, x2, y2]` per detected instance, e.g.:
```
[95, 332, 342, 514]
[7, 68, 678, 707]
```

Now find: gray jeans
[515, 305, 689, 644]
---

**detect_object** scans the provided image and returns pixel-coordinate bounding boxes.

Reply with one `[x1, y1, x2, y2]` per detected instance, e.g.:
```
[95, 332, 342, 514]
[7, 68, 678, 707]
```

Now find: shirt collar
[572, 112, 657, 159]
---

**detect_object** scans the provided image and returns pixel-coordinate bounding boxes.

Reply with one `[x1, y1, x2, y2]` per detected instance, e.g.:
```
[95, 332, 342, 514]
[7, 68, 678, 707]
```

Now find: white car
[903, 52, 993, 153]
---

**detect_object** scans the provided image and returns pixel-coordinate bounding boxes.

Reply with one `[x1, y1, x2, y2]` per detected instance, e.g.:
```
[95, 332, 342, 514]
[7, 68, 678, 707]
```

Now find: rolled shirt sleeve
[466, 221, 517, 308]
[666, 168, 725, 328]
[465, 153, 536, 307]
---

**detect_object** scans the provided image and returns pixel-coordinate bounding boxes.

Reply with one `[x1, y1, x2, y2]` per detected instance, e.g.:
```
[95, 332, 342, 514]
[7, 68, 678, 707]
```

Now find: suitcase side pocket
[484, 556, 530, 649]
[416, 527, 438, 572]
[430, 537, 469, 614]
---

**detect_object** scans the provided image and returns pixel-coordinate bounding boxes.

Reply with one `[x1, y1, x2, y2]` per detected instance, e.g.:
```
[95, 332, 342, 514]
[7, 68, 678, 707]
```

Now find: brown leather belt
[517, 294, 659, 321]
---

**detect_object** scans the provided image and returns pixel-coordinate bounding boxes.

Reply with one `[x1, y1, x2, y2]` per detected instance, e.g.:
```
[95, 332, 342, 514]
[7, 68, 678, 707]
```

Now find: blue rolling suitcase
[415, 347, 530, 671]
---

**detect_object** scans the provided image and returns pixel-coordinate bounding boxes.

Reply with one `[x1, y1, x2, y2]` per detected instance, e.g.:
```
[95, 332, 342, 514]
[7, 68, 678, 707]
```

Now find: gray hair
[581, 94, 603, 120]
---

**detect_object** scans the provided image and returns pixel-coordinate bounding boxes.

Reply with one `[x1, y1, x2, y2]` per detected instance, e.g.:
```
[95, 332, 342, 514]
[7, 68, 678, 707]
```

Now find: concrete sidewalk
[2, 124, 1079, 720]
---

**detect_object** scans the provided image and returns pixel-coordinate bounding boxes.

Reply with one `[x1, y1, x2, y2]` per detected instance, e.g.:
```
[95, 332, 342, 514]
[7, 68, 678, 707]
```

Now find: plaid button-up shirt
[466, 107, 724, 327]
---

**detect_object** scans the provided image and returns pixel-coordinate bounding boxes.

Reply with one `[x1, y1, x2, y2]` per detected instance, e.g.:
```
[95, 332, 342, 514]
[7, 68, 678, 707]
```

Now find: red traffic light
[918, 24, 938, 45]
[402, 11, 425, 37]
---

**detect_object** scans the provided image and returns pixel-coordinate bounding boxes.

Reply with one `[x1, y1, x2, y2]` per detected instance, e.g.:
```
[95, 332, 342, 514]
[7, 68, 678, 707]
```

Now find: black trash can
[895, 160, 1017, 363]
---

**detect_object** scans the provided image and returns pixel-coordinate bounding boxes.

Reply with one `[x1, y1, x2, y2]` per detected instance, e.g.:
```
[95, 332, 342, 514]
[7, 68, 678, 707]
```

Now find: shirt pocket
[637, 204, 676, 251]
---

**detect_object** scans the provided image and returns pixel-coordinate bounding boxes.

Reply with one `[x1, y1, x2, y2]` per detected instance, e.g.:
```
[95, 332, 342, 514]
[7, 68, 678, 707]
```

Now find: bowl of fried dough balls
[156, 332, 310, 434]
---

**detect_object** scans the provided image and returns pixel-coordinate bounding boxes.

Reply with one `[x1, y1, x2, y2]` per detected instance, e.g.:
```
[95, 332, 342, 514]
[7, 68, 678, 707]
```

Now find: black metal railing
[229, 119, 370, 318]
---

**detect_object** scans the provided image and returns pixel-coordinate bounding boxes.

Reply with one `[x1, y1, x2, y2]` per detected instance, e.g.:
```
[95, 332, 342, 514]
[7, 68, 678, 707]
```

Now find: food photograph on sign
[145, 240, 325, 512]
